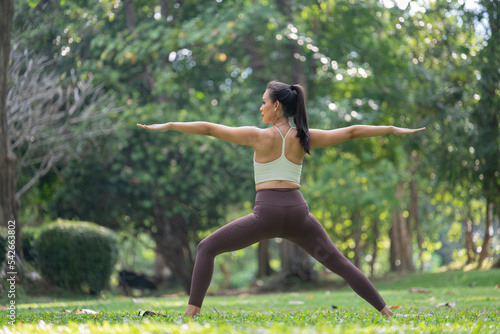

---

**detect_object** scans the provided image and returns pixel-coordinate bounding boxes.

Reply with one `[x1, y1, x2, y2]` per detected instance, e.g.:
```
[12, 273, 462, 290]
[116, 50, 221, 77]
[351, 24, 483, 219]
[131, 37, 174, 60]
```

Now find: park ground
[1, 269, 499, 333]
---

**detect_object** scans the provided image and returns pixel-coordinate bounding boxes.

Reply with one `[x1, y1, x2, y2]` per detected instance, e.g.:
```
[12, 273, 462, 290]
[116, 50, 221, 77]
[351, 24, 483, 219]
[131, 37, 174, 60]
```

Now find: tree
[7, 45, 119, 200]
[411, 0, 499, 268]
[0, 0, 18, 249]
[472, 0, 500, 268]
[3, 0, 120, 263]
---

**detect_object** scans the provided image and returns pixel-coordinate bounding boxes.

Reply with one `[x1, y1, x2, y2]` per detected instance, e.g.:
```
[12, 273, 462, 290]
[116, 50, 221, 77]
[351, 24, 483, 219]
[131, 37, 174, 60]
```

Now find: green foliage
[21, 227, 41, 264]
[33, 220, 118, 294]
[12, 0, 500, 280]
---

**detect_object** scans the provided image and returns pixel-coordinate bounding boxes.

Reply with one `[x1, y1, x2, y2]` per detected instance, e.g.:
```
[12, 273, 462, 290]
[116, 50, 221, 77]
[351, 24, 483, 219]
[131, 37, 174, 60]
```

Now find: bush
[22, 227, 41, 264]
[34, 220, 118, 294]
[493, 257, 500, 269]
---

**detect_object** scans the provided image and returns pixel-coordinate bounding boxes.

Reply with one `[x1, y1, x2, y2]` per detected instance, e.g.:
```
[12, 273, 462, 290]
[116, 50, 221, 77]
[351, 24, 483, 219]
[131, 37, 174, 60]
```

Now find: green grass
[1, 269, 500, 333]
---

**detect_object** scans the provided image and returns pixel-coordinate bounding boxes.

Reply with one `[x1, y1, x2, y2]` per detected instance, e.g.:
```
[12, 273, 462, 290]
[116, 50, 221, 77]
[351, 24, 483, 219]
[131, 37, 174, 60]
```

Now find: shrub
[34, 220, 118, 294]
[22, 227, 41, 264]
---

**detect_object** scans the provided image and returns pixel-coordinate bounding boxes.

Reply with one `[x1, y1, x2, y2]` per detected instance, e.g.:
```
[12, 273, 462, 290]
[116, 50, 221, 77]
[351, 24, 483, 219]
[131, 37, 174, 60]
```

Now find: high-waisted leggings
[188, 188, 386, 311]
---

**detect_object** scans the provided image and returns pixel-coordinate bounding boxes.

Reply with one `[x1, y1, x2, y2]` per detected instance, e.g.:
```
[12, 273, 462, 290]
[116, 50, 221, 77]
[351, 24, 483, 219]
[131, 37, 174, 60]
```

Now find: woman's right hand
[136, 123, 170, 132]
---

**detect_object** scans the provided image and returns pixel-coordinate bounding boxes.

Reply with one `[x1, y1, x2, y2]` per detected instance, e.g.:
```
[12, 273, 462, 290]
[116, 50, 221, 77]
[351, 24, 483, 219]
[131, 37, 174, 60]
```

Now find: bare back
[253, 125, 305, 191]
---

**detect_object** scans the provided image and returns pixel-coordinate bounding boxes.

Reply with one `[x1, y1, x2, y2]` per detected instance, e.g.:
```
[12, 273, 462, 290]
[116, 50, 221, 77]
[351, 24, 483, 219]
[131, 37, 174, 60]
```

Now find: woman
[137, 80, 425, 318]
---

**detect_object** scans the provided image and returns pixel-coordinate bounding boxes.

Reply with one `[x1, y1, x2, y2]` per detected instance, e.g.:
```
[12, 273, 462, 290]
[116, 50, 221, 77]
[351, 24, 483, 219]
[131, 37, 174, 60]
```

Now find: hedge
[34, 220, 118, 294]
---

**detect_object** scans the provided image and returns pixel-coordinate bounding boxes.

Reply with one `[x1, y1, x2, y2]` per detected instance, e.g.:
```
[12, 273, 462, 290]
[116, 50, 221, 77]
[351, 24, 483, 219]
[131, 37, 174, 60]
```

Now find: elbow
[348, 125, 358, 140]
[204, 122, 214, 136]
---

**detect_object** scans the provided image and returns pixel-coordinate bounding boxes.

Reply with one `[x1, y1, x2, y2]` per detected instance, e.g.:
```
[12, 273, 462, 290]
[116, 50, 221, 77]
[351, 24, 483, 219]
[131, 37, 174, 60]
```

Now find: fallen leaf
[137, 309, 168, 317]
[408, 287, 431, 293]
[388, 305, 401, 309]
[138, 310, 156, 316]
[436, 301, 456, 308]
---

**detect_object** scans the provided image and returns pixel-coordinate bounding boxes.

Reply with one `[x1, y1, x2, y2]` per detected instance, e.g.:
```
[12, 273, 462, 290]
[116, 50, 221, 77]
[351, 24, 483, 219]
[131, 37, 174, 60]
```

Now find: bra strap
[274, 126, 284, 138]
[275, 126, 292, 156]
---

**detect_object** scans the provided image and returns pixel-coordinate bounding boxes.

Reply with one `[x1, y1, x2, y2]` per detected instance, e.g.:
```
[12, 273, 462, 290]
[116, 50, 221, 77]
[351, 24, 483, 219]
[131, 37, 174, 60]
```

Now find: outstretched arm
[136, 121, 261, 147]
[310, 125, 425, 149]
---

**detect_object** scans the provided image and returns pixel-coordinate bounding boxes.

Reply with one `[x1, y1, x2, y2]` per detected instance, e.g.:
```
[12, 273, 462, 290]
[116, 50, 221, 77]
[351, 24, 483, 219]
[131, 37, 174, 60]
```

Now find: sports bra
[254, 126, 303, 185]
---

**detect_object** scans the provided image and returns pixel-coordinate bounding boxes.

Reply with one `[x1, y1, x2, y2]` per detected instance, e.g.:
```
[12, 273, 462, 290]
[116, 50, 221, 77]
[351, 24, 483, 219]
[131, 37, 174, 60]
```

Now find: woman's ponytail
[266, 81, 311, 154]
[290, 84, 310, 154]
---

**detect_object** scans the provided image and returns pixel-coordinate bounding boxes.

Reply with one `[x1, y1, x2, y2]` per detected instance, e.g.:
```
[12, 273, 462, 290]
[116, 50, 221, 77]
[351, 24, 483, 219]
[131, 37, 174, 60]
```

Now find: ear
[274, 101, 280, 110]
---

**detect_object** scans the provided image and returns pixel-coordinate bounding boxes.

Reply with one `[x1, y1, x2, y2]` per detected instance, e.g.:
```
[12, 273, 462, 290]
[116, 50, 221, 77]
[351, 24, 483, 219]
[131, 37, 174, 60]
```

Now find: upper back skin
[253, 125, 305, 165]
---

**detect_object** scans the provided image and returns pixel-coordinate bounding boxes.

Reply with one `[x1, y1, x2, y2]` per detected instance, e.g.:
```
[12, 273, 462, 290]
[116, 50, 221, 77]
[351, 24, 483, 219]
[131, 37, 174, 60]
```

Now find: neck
[273, 118, 290, 127]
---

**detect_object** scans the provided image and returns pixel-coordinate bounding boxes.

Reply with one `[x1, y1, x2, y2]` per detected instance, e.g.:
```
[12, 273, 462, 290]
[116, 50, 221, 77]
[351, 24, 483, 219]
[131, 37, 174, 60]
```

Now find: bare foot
[182, 304, 201, 317]
[380, 306, 393, 318]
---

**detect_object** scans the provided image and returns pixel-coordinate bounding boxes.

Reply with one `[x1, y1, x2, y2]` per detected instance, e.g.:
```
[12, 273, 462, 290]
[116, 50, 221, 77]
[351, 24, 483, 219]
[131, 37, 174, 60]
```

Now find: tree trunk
[464, 203, 476, 265]
[0, 0, 22, 256]
[352, 211, 362, 269]
[123, 1, 165, 104]
[369, 218, 379, 278]
[160, 0, 170, 19]
[154, 250, 171, 284]
[243, 34, 265, 75]
[256, 240, 274, 278]
[389, 224, 397, 271]
[477, 199, 492, 269]
[390, 182, 415, 272]
[280, 238, 314, 288]
[219, 259, 232, 290]
[124, 1, 136, 32]
[276, 0, 306, 87]
[152, 204, 194, 294]
[409, 179, 423, 272]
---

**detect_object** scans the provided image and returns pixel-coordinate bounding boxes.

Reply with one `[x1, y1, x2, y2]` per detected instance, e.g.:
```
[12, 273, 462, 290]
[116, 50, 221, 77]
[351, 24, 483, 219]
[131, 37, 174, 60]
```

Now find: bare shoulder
[253, 126, 278, 147]
[206, 124, 265, 147]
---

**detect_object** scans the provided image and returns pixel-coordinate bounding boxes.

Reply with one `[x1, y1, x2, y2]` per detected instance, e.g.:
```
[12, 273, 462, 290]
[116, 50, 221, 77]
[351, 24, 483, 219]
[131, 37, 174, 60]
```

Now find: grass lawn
[1, 269, 499, 333]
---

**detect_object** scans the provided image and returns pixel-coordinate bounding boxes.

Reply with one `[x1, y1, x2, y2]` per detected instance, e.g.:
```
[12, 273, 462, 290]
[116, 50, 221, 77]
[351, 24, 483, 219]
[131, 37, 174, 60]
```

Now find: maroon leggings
[188, 188, 386, 311]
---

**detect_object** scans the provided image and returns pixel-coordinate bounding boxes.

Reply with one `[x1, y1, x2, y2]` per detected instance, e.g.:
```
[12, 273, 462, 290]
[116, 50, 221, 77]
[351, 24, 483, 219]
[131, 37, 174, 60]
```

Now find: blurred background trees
[1, 0, 498, 294]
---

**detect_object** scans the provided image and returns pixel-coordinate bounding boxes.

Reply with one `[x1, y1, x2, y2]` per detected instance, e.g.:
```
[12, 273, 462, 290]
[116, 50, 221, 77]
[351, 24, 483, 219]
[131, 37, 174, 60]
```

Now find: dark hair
[266, 80, 310, 154]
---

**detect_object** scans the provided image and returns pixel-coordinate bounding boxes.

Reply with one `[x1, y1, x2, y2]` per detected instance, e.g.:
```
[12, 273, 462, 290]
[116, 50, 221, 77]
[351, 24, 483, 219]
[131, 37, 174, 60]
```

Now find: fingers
[137, 123, 151, 130]
[394, 127, 426, 136]
[137, 123, 165, 132]
[405, 127, 426, 133]
[405, 127, 425, 135]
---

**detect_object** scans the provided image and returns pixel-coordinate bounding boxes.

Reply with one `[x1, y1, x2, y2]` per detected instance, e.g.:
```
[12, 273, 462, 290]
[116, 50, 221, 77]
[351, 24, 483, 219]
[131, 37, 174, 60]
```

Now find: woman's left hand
[392, 127, 426, 136]
[136, 123, 169, 132]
